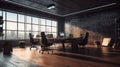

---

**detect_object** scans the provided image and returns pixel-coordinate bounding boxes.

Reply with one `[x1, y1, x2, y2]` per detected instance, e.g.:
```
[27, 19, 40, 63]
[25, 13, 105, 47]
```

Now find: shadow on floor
[0, 52, 39, 67]
[54, 47, 120, 66]
[57, 47, 120, 57]
[54, 52, 120, 66]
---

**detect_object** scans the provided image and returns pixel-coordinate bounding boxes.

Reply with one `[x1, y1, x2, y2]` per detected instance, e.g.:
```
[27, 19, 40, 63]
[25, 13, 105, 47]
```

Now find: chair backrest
[82, 32, 89, 44]
[41, 32, 49, 46]
[29, 33, 34, 43]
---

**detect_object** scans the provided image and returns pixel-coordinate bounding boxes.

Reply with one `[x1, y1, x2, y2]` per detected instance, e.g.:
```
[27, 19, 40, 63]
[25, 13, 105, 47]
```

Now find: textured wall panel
[65, 9, 119, 45]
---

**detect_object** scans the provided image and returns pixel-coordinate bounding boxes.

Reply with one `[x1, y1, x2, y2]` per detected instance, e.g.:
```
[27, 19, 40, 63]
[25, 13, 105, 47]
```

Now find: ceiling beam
[63, 3, 117, 17]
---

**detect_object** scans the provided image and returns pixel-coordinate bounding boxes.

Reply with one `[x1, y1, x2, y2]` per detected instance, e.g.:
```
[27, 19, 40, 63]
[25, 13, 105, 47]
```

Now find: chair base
[39, 47, 53, 54]
[30, 45, 38, 50]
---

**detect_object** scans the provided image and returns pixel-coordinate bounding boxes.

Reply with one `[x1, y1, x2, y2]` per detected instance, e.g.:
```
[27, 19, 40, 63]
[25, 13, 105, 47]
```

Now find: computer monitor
[60, 32, 65, 37]
[46, 34, 53, 38]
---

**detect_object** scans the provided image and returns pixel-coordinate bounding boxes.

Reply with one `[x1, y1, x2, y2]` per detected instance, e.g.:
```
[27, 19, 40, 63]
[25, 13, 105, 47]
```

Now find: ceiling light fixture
[47, 4, 55, 9]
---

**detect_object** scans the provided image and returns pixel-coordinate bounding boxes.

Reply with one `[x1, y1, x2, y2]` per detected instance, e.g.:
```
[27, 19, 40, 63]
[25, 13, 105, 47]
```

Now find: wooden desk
[34, 37, 80, 52]
[48, 37, 80, 52]
[48, 38, 67, 51]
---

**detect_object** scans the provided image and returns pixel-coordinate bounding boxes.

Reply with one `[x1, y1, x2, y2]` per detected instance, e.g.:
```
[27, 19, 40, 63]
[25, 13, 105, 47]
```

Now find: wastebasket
[19, 41, 25, 48]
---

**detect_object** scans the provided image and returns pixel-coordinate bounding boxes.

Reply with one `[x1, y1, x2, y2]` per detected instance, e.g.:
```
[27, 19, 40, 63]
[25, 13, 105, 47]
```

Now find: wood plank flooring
[0, 45, 120, 67]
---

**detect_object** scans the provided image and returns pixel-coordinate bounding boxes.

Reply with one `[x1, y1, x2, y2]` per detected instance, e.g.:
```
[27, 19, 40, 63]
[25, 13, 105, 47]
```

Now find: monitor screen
[60, 32, 65, 37]
[46, 34, 53, 38]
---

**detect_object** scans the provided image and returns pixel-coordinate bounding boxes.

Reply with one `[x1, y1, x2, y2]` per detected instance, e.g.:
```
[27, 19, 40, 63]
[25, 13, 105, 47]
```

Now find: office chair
[39, 32, 53, 54]
[78, 32, 89, 48]
[29, 33, 38, 50]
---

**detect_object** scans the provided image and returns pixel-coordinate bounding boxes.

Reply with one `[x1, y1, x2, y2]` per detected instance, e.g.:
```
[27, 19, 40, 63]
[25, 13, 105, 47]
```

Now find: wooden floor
[0, 45, 120, 67]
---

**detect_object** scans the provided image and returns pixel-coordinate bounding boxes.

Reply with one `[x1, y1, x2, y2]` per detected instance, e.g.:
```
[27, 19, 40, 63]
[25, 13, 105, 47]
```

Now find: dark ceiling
[0, 0, 119, 17]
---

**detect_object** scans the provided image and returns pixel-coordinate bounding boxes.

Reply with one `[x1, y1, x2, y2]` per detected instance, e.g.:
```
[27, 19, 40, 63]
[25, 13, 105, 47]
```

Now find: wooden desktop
[35, 37, 80, 52]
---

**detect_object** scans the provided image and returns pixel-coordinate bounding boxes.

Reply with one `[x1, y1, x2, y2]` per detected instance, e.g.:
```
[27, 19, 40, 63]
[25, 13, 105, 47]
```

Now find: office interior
[0, 0, 120, 67]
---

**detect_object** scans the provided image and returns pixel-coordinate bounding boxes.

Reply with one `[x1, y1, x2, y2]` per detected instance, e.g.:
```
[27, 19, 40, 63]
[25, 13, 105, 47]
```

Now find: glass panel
[0, 11, 1, 16]
[18, 14, 24, 22]
[26, 16, 31, 23]
[18, 31, 24, 39]
[7, 22, 17, 30]
[46, 20, 51, 26]
[2, 31, 5, 40]
[52, 27, 57, 32]
[52, 33, 57, 38]
[3, 11, 6, 20]
[7, 12, 17, 21]
[52, 21, 57, 27]
[3, 21, 5, 30]
[25, 32, 30, 39]
[0, 10, 58, 40]
[32, 25, 38, 31]
[38, 25, 41, 32]
[46, 26, 51, 33]
[6, 30, 17, 40]
[26, 24, 31, 31]
[41, 19, 45, 25]
[18, 23, 24, 31]
[41, 26, 45, 32]
[32, 17, 38, 24]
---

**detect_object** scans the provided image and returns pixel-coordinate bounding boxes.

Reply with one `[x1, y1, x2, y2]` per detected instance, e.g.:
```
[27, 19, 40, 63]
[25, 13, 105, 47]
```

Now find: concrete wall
[64, 8, 119, 45]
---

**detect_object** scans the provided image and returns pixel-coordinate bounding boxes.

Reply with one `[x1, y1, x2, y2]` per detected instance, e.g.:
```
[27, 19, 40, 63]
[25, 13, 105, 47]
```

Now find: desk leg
[71, 39, 78, 51]
[62, 42, 66, 52]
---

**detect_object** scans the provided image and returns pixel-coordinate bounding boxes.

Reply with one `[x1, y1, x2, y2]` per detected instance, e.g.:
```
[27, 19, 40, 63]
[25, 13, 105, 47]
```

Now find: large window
[32, 17, 38, 24]
[26, 24, 31, 31]
[41, 26, 45, 32]
[6, 21, 17, 30]
[46, 20, 51, 26]
[32, 25, 38, 31]
[41, 19, 46, 25]
[18, 31, 24, 39]
[0, 10, 1, 17]
[26, 16, 31, 23]
[7, 12, 17, 21]
[18, 23, 24, 31]
[0, 10, 2, 40]
[6, 30, 17, 40]
[18, 14, 24, 22]
[0, 10, 58, 40]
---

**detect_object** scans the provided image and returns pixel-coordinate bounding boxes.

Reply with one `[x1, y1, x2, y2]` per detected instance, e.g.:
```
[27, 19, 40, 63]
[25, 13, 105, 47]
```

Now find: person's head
[41, 32, 45, 37]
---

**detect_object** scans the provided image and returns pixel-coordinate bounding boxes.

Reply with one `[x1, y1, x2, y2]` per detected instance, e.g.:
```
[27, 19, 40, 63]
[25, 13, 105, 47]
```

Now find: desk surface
[34, 37, 80, 40]
[34, 37, 81, 52]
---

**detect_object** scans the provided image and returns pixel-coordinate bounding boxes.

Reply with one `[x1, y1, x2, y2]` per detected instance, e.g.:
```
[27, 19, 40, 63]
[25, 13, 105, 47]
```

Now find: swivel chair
[39, 32, 53, 54]
[78, 32, 89, 48]
[29, 33, 38, 50]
